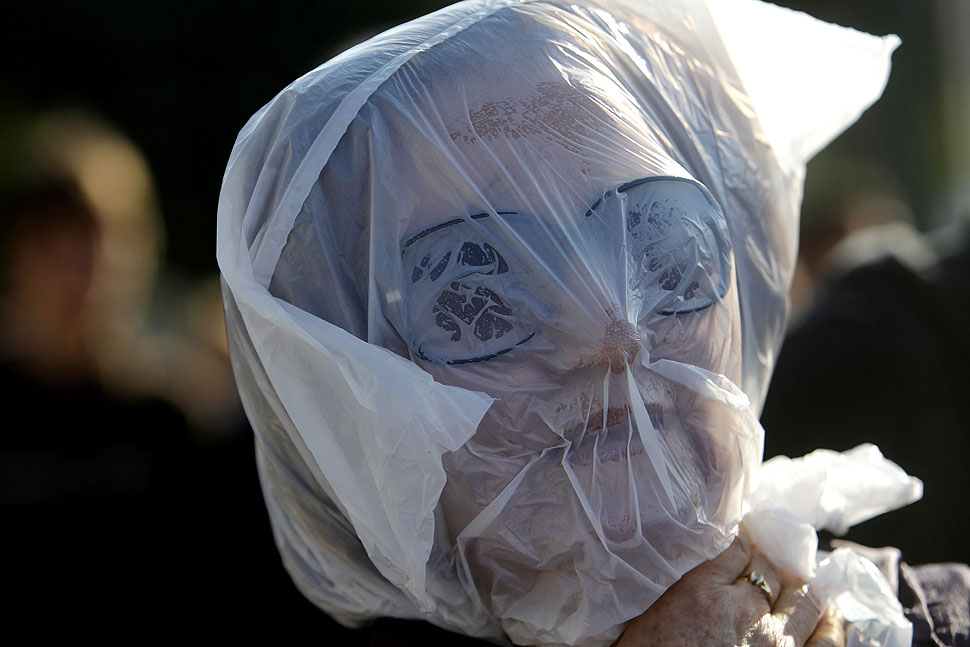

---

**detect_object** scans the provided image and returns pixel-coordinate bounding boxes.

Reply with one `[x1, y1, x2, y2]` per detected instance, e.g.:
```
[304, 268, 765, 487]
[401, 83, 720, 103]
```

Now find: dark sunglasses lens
[402, 214, 537, 365]
[591, 177, 732, 315]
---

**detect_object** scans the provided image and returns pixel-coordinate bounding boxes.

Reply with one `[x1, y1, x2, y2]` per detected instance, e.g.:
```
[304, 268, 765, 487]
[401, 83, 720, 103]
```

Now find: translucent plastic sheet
[217, 1, 905, 645]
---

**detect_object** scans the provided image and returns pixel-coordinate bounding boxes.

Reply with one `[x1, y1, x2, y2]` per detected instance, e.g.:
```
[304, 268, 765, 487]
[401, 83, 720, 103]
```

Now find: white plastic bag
[217, 1, 902, 644]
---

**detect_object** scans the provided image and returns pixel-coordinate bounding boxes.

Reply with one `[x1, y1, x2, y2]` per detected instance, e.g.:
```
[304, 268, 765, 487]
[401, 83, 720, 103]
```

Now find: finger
[806, 607, 846, 647]
[772, 572, 824, 645]
[687, 533, 752, 584]
[734, 546, 781, 609]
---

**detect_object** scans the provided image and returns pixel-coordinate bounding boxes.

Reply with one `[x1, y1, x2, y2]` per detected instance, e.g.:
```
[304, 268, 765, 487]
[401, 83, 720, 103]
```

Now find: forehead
[374, 47, 689, 238]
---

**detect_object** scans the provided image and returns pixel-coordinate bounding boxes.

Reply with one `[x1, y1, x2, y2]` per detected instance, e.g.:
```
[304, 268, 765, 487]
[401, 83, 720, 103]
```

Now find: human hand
[615, 534, 845, 647]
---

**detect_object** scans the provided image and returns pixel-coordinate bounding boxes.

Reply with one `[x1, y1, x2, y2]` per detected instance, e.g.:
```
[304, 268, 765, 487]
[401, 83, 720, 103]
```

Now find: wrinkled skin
[616, 533, 846, 647]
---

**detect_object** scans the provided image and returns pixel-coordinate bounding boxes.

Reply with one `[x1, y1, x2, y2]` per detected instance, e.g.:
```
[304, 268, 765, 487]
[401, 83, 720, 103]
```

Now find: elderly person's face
[380, 67, 747, 601]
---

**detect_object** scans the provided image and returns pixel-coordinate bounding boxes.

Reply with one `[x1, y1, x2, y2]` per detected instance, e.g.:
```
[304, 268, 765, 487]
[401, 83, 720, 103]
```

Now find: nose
[589, 315, 640, 374]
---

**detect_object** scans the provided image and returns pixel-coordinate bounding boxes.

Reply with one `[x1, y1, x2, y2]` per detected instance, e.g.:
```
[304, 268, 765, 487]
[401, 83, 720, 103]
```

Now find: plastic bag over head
[217, 1, 898, 644]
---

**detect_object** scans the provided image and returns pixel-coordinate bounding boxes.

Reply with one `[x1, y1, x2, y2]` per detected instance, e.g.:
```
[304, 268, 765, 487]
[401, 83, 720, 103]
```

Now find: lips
[560, 405, 624, 443]
[563, 401, 666, 441]
[565, 414, 647, 467]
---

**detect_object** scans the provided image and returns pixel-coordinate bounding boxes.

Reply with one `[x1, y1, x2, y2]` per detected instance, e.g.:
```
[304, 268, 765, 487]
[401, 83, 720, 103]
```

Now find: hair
[0, 177, 100, 291]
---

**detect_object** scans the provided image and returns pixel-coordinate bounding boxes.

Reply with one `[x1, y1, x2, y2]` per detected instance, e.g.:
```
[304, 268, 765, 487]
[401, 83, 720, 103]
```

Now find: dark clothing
[832, 541, 970, 647]
[762, 234, 970, 567]
[0, 358, 207, 638]
[364, 618, 499, 646]
[903, 563, 970, 647]
[0, 357, 329, 640]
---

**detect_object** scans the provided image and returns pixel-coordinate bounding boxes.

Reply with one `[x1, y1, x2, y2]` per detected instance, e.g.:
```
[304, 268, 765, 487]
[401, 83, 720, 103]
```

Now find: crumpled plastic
[746, 445, 922, 647]
[217, 0, 905, 645]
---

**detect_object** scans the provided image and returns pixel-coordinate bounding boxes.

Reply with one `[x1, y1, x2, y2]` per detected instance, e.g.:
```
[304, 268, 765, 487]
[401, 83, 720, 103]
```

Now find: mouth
[563, 401, 665, 442]
[564, 410, 649, 469]
[562, 405, 627, 443]
[571, 406, 628, 436]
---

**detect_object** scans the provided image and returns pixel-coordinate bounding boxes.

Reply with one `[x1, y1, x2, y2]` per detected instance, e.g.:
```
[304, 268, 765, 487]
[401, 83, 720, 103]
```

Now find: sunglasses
[400, 176, 733, 365]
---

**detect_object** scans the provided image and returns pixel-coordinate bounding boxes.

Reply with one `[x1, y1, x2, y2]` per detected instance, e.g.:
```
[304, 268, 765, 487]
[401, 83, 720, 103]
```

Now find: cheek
[640, 304, 740, 380]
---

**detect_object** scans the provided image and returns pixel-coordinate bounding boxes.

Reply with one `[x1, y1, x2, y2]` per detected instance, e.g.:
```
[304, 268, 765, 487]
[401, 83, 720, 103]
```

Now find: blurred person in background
[0, 111, 327, 639]
[0, 173, 207, 637]
[762, 154, 970, 571]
